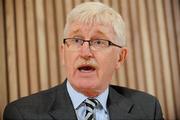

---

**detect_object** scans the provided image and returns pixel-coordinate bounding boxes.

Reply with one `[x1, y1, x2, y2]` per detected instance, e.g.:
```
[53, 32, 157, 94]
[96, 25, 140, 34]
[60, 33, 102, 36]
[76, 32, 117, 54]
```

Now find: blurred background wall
[0, 0, 179, 119]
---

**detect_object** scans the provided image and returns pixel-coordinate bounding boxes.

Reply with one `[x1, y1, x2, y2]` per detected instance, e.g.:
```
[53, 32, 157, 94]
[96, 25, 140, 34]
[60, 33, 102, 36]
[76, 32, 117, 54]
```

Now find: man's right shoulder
[8, 84, 62, 105]
[3, 82, 65, 117]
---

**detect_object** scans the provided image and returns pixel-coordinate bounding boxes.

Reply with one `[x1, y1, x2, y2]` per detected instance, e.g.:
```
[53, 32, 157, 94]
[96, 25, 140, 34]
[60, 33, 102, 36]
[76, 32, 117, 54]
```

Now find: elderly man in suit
[3, 2, 164, 120]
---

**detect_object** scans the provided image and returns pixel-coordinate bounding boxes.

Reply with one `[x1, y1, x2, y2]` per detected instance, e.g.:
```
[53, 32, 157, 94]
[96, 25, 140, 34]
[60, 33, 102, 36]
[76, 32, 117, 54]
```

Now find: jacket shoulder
[8, 84, 61, 106]
[3, 84, 64, 119]
[110, 85, 156, 101]
[110, 85, 163, 119]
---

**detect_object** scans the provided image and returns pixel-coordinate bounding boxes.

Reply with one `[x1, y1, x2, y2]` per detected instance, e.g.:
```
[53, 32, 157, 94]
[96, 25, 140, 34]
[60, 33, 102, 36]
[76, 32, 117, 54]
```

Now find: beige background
[0, 0, 180, 119]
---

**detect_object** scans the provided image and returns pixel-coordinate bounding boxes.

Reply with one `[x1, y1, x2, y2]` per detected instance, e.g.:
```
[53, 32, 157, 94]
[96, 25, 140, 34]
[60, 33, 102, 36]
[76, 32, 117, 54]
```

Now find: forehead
[67, 21, 115, 39]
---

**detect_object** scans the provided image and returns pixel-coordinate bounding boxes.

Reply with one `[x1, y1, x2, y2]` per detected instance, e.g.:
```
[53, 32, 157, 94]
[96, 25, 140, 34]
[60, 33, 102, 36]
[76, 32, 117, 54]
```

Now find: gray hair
[63, 2, 126, 46]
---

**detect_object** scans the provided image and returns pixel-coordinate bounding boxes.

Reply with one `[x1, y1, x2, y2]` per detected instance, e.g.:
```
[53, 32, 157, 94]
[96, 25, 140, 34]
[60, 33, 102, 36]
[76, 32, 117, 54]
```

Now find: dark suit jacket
[3, 80, 164, 120]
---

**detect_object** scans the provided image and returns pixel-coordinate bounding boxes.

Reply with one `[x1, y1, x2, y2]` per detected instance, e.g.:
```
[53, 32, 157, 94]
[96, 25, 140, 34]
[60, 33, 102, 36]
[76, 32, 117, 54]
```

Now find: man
[3, 2, 164, 120]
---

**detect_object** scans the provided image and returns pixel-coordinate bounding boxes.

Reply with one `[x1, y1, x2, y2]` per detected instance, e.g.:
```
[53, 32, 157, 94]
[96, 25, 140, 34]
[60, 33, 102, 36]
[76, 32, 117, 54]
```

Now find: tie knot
[84, 98, 99, 109]
[84, 98, 99, 120]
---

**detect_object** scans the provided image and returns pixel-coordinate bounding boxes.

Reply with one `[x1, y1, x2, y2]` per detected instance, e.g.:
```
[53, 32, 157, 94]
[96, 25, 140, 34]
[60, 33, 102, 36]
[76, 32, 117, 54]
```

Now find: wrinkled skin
[61, 21, 128, 97]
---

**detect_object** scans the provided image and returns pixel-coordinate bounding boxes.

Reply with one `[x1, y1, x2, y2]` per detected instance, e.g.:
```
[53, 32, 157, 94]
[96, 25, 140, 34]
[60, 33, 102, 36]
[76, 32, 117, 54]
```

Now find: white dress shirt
[66, 81, 109, 120]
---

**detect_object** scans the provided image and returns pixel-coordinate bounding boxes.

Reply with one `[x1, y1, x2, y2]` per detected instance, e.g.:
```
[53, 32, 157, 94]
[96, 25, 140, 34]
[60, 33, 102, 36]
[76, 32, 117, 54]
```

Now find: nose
[80, 41, 93, 59]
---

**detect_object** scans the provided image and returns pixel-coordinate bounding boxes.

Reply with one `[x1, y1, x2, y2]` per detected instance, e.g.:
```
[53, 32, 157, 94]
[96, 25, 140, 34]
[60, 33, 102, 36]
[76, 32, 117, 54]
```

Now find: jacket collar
[48, 80, 77, 120]
[48, 80, 146, 120]
[108, 86, 146, 119]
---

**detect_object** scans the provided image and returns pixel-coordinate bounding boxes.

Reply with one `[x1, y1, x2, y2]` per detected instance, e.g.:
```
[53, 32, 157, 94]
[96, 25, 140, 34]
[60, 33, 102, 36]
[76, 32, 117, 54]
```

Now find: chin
[75, 80, 96, 88]
[70, 77, 102, 92]
[78, 82, 96, 89]
[79, 85, 100, 97]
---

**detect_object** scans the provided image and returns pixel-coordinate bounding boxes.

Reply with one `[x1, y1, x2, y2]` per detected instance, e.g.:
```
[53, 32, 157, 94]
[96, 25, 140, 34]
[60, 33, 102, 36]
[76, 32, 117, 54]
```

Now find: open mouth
[78, 65, 96, 72]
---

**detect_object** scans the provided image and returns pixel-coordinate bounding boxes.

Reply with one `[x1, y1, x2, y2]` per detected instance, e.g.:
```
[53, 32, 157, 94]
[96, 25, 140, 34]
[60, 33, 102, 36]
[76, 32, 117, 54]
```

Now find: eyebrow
[95, 31, 107, 37]
[72, 29, 81, 34]
[69, 28, 109, 39]
[69, 28, 81, 36]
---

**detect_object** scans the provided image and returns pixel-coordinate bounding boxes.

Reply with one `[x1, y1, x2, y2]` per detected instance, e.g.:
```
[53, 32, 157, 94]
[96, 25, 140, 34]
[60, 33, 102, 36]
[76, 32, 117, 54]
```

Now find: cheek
[64, 51, 77, 72]
[100, 59, 116, 74]
[97, 52, 118, 79]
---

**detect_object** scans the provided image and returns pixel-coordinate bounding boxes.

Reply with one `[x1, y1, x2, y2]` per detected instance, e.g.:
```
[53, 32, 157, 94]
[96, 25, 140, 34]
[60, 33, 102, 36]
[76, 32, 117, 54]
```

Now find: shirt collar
[96, 87, 109, 112]
[66, 81, 109, 112]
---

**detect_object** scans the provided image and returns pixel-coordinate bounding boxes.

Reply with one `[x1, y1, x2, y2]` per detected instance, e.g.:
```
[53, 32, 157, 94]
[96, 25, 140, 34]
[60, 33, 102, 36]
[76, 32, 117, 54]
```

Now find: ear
[60, 44, 65, 65]
[115, 47, 128, 69]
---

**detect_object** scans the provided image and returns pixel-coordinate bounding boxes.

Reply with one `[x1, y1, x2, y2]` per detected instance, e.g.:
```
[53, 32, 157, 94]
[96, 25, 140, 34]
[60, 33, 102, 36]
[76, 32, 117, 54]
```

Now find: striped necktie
[84, 98, 99, 120]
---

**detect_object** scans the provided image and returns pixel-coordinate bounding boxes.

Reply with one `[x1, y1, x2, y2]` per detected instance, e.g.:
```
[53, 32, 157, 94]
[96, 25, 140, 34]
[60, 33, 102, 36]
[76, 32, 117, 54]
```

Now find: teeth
[78, 66, 95, 72]
[80, 69, 93, 72]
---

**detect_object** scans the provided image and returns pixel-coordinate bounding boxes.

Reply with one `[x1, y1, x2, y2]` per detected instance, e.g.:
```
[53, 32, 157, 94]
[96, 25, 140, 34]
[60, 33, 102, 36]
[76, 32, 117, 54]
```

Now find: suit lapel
[108, 86, 146, 120]
[47, 81, 146, 119]
[48, 81, 77, 120]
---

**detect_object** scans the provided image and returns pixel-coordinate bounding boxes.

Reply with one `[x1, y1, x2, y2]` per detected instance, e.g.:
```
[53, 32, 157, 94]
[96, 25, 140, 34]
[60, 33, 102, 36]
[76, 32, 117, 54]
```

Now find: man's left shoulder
[110, 85, 160, 106]
[109, 85, 164, 119]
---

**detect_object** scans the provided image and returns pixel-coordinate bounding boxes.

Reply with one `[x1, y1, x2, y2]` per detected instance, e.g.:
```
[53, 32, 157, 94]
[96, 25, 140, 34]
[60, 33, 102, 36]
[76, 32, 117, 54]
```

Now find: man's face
[61, 21, 127, 96]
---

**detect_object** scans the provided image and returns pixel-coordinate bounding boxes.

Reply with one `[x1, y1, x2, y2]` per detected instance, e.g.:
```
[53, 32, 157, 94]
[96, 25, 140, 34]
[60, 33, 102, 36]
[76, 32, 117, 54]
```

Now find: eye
[74, 38, 80, 42]
[94, 40, 103, 44]
[72, 38, 83, 44]
[90, 39, 109, 49]
[95, 40, 102, 44]
[93, 40, 108, 46]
